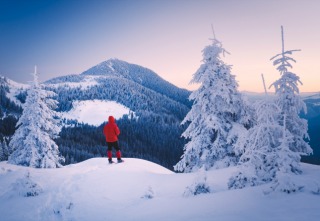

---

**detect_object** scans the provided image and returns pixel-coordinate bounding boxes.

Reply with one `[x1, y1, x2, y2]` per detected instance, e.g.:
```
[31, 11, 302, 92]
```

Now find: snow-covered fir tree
[228, 96, 301, 190]
[174, 34, 252, 172]
[8, 67, 64, 168]
[229, 27, 311, 193]
[269, 26, 312, 156]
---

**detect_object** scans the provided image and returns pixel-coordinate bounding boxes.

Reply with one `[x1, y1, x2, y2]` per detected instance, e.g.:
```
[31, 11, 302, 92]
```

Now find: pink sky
[1, 0, 319, 92]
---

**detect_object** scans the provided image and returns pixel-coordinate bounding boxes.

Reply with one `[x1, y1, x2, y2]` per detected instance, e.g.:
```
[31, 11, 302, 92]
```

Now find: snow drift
[0, 158, 319, 221]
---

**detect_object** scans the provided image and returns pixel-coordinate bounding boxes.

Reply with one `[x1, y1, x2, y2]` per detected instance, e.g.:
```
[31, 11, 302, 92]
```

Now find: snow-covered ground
[61, 100, 134, 126]
[0, 158, 319, 221]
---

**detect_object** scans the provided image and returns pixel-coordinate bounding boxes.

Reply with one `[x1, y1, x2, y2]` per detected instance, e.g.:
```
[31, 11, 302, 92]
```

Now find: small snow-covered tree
[183, 168, 211, 196]
[8, 67, 64, 168]
[141, 186, 155, 199]
[270, 26, 312, 156]
[229, 97, 301, 189]
[12, 171, 43, 197]
[174, 33, 252, 172]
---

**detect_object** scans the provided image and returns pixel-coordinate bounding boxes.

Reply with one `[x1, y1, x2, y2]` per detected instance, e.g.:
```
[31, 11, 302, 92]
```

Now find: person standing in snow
[103, 116, 123, 164]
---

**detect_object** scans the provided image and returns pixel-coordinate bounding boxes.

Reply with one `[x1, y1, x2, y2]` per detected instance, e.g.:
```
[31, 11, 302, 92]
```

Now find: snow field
[61, 100, 134, 126]
[0, 158, 320, 221]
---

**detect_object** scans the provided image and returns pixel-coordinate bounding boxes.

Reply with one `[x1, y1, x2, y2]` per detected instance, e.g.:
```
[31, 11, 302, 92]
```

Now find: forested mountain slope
[1, 59, 191, 169]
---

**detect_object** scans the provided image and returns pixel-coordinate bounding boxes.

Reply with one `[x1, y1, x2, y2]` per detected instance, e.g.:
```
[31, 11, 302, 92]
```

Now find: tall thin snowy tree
[269, 26, 312, 156]
[229, 27, 311, 193]
[174, 33, 252, 172]
[8, 67, 64, 168]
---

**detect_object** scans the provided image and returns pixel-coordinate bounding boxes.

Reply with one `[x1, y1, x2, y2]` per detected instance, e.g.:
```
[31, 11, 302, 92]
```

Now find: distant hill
[46, 58, 191, 113]
[80, 59, 191, 107]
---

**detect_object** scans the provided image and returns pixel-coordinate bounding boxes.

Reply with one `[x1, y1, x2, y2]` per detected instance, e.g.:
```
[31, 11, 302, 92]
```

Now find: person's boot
[116, 151, 123, 163]
[107, 151, 113, 164]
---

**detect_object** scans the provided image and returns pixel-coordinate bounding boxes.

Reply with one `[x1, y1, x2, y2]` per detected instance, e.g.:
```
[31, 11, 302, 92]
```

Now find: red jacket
[103, 116, 120, 142]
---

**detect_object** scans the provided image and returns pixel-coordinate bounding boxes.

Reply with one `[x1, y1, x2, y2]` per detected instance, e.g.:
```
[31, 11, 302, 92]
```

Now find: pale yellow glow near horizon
[147, 50, 319, 93]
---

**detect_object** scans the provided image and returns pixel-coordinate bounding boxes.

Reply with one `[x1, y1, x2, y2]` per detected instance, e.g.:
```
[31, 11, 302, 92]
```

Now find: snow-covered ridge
[5, 78, 29, 106]
[0, 159, 319, 221]
[46, 75, 99, 89]
[61, 100, 135, 126]
[243, 91, 320, 102]
[7, 78, 29, 89]
[302, 92, 320, 100]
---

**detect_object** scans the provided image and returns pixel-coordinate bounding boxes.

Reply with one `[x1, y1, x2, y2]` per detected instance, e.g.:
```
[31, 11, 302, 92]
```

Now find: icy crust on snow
[61, 100, 134, 126]
[0, 159, 319, 221]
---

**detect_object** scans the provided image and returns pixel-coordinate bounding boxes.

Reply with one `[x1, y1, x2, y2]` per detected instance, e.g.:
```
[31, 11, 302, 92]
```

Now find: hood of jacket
[108, 116, 115, 124]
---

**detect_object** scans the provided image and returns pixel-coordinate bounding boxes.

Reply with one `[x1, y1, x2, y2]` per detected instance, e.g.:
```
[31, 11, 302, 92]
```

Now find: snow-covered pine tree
[269, 26, 312, 157]
[228, 96, 292, 189]
[8, 67, 64, 168]
[174, 33, 252, 172]
[229, 27, 311, 193]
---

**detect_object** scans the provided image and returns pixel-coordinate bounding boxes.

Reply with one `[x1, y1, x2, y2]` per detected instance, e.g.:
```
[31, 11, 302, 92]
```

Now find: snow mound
[71, 158, 173, 175]
[0, 160, 319, 221]
[61, 99, 134, 126]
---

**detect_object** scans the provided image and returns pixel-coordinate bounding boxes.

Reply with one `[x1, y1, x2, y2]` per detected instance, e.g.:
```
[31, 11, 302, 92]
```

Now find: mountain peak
[80, 58, 154, 84]
[79, 58, 191, 103]
[43, 57, 191, 114]
[80, 58, 122, 76]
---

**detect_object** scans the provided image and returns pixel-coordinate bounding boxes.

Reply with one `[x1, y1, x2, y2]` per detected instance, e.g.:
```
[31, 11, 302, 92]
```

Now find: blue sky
[1, 0, 319, 92]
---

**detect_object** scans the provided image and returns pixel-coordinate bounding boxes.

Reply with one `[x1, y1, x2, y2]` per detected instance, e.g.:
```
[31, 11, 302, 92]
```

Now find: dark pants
[107, 141, 121, 160]
[107, 141, 120, 152]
